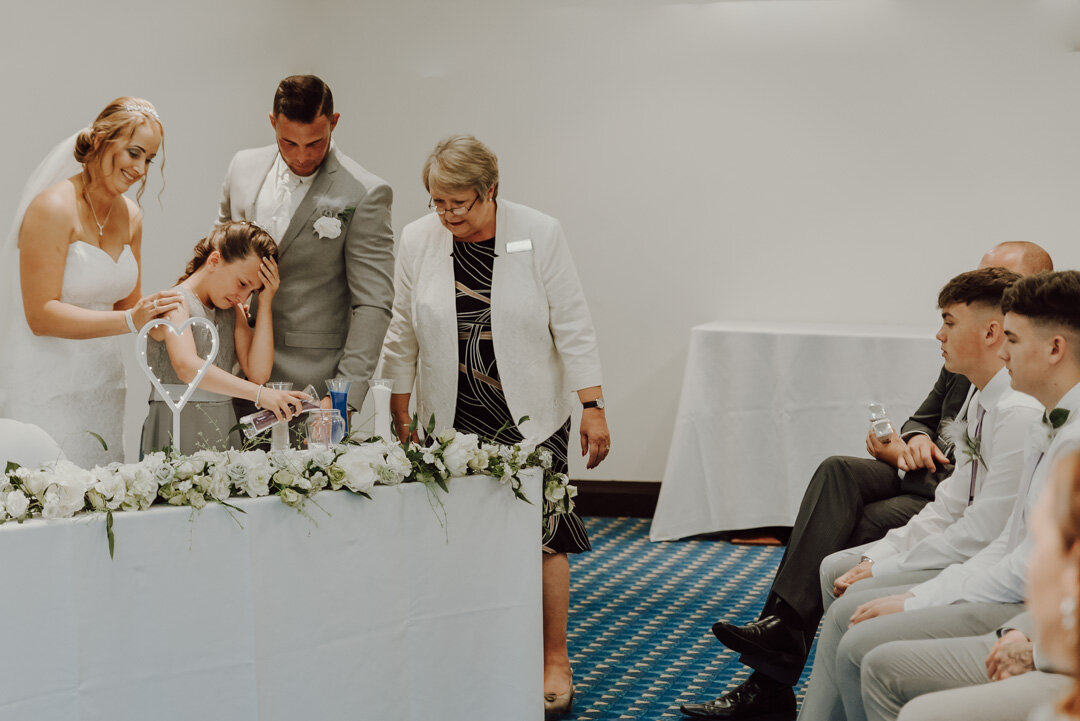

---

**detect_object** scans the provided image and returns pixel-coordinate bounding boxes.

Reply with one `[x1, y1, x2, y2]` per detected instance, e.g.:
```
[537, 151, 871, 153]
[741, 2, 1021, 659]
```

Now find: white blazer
[381, 199, 603, 443]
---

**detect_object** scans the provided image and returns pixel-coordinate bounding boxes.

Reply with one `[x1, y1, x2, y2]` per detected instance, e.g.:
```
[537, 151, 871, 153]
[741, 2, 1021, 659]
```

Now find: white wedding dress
[1, 241, 138, 468]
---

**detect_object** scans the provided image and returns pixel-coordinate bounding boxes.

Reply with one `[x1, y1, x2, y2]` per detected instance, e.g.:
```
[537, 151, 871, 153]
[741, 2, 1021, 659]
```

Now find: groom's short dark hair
[273, 75, 334, 123]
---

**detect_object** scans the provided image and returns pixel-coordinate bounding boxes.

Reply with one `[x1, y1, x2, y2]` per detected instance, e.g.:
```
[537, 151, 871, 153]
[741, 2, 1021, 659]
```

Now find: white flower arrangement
[0, 429, 576, 555]
[941, 417, 987, 470]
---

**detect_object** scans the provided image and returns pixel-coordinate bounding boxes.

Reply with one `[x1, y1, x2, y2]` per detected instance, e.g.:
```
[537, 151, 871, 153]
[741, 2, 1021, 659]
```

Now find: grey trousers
[861, 629, 1070, 721]
[797, 579, 1021, 721]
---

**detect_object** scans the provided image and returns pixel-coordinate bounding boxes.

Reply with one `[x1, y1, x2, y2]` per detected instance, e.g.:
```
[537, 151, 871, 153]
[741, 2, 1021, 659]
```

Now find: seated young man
[798, 270, 1080, 721]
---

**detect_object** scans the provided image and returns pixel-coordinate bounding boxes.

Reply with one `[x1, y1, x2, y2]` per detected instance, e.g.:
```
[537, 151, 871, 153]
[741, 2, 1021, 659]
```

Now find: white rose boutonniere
[312, 195, 356, 240]
[313, 215, 342, 239]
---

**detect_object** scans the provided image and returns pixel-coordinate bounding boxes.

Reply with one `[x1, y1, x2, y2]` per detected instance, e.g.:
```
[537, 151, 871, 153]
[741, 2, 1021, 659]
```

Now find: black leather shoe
[680, 677, 795, 720]
[711, 615, 804, 667]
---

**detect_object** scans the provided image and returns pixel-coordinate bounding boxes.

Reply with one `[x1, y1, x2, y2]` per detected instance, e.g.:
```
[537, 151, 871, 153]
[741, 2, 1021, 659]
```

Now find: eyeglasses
[429, 194, 481, 216]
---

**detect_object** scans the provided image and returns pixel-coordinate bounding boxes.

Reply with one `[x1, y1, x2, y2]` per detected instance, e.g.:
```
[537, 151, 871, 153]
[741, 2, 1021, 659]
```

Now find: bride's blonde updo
[74, 96, 165, 202]
[178, 222, 278, 284]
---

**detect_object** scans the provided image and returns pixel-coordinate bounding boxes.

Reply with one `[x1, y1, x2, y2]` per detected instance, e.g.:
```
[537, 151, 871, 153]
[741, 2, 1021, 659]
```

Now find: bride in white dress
[0, 97, 182, 468]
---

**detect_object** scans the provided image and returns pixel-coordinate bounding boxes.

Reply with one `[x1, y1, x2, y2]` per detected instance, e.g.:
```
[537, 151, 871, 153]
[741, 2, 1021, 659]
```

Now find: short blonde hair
[422, 134, 499, 200]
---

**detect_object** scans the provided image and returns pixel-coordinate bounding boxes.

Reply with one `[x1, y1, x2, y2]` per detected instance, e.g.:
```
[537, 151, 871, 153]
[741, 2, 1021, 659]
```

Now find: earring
[1062, 596, 1076, 631]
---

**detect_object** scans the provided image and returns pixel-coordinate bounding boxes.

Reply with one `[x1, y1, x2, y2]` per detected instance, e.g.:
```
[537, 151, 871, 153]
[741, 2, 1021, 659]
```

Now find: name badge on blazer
[506, 239, 533, 254]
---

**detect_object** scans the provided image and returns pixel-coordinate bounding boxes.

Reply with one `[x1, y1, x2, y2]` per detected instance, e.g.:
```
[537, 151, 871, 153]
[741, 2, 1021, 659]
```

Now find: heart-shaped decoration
[135, 316, 220, 451]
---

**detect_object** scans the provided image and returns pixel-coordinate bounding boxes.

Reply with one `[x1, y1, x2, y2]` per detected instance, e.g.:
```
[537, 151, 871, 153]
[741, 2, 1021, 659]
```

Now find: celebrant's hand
[580, 408, 611, 470]
[905, 434, 949, 472]
[260, 389, 310, 421]
[849, 592, 913, 626]
[986, 629, 1035, 681]
[833, 559, 874, 597]
[256, 256, 281, 303]
[130, 290, 184, 329]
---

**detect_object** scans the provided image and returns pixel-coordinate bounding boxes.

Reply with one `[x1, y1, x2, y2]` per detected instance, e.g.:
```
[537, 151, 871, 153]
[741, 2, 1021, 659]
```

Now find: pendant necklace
[84, 190, 113, 237]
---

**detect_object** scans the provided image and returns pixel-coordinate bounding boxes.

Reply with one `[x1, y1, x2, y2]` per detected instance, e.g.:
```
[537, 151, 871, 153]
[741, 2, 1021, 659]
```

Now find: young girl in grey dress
[140, 222, 309, 455]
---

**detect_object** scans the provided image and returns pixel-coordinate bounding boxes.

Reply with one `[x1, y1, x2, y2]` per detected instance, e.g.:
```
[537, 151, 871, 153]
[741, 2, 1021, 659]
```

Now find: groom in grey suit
[217, 75, 394, 413]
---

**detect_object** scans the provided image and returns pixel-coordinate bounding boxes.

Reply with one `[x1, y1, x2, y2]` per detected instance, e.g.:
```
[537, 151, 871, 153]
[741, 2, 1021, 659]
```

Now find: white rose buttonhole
[135, 316, 220, 451]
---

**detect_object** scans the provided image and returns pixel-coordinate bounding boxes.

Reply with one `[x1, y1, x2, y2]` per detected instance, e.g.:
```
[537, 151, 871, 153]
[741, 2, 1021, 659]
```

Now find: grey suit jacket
[217, 144, 394, 408]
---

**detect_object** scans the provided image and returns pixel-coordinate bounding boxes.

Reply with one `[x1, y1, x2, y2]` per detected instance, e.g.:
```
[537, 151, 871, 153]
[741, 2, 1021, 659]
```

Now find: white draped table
[650, 321, 943, 541]
[0, 475, 542, 721]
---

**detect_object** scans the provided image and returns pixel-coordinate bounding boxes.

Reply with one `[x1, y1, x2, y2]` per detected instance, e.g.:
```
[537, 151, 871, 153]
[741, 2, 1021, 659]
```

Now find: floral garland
[0, 430, 577, 554]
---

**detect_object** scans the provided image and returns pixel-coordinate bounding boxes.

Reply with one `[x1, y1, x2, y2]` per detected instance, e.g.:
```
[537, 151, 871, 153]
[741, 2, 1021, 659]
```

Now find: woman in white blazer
[382, 135, 610, 716]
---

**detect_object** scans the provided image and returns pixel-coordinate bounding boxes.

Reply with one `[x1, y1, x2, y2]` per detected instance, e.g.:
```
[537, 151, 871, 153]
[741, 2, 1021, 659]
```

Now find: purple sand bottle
[239, 384, 320, 439]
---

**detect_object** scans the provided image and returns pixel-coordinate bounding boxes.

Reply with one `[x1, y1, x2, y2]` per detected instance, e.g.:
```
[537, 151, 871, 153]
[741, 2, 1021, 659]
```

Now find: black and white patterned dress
[452, 238, 591, 554]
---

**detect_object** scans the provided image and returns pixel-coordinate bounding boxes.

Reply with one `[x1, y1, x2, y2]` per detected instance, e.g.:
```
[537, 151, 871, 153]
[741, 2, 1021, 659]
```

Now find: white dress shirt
[254, 152, 314, 242]
[864, 367, 1041, 577]
[905, 382, 1080, 610]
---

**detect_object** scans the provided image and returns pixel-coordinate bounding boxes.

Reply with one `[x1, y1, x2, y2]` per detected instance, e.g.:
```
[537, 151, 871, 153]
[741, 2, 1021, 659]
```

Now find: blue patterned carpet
[567, 517, 814, 720]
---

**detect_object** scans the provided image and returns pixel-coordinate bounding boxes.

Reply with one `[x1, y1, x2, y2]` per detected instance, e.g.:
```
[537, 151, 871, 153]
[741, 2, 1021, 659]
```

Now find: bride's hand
[130, 290, 184, 329]
[256, 257, 281, 304]
[259, 388, 311, 421]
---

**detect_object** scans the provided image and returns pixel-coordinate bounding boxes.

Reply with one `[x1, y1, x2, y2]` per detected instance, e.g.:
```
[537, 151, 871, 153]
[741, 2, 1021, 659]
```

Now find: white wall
[3, 0, 1080, 481]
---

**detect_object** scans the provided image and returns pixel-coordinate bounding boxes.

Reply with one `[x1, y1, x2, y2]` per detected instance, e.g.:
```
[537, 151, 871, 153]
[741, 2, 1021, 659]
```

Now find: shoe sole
[710, 623, 803, 669]
[680, 706, 794, 721]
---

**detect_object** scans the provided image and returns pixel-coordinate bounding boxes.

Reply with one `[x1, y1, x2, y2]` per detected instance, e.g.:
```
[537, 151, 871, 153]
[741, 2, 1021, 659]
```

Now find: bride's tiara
[121, 103, 160, 121]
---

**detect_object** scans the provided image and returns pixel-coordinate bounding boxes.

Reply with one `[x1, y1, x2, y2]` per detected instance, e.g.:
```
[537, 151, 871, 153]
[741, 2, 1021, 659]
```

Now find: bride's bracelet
[123, 309, 137, 334]
[254, 384, 265, 409]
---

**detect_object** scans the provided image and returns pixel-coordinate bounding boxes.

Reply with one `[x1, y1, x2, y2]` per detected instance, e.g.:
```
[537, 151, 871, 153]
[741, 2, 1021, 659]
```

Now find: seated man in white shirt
[797, 270, 1080, 721]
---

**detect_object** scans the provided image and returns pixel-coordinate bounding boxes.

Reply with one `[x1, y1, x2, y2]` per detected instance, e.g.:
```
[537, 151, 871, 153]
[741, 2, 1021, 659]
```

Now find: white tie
[271, 171, 300, 241]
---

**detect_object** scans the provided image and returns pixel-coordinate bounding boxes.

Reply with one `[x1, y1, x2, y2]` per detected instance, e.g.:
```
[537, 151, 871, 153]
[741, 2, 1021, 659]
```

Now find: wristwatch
[582, 398, 606, 410]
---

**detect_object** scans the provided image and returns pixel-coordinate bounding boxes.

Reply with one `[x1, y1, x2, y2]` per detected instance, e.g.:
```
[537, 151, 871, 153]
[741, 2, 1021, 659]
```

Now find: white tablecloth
[0, 475, 542, 721]
[650, 321, 943, 541]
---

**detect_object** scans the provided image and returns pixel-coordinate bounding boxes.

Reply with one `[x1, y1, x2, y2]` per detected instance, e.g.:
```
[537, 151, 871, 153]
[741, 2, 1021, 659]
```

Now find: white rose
[280, 487, 303, 507]
[5, 489, 29, 519]
[273, 469, 299, 488]
[207, 475, 231, 501]
[313, 215, 343, 239]
[468, 445, 496, 473]
[20, 468, 50, 500]
[380, 445, 411, 485]
[442, 433, 478, 477]
[337, 446, 381, 493]
[238, 473, 271, 498]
